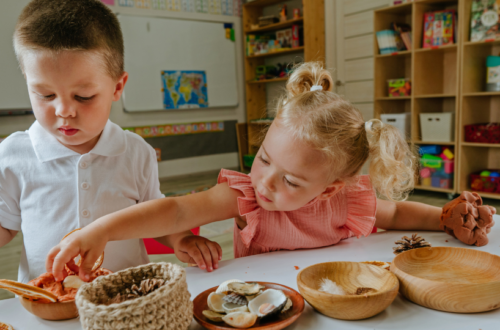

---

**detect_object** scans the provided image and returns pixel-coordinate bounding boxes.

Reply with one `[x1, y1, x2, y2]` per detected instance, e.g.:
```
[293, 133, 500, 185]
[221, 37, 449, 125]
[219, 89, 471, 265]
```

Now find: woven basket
[76, 262, 192, 330]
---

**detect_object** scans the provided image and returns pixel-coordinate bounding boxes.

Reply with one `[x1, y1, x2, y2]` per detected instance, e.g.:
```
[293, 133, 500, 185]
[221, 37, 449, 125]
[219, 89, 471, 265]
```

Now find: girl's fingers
[196, 241, 213, 272]
[45, 246, 60, 274]
[51, 245, 79, 282]
[206, 241, 221, 270]
[66, 258, 80, 274]
[188, 247, 206, 270]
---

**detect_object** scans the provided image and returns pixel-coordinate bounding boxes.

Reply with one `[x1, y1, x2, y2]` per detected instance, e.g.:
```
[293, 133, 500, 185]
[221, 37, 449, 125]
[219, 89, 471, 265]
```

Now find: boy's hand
[46, 226, 108, 282]
[174, 235, 222, 272]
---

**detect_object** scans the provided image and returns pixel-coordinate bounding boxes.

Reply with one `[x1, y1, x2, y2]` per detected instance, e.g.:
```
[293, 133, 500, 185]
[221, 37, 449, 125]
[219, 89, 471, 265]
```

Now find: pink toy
[420, 168, 432, 178]
[444, 161, 454, 174]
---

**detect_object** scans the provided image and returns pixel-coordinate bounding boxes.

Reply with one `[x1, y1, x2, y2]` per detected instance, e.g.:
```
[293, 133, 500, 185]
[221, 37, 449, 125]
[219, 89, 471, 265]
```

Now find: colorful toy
[420, 168, 432, 178]
[388, 79, 411, 97]
[421, 154, 443, 168]
[421, 177, 432, 186]
[279, 4, 287, 22]
[441, 148, 454, 160]
[419, 145, 441, 155]
[490, 172, 500, 177]
[293, 8, 300, 19]
[480, 170, 492, 177]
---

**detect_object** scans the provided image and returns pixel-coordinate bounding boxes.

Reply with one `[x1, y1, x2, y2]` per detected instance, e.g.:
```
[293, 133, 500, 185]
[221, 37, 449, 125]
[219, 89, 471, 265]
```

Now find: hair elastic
[310, 85, 323, 92]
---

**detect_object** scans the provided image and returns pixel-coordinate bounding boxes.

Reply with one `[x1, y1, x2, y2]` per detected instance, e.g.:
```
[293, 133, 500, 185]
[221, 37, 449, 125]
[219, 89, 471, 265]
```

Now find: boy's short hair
[14, 0, 124, 79]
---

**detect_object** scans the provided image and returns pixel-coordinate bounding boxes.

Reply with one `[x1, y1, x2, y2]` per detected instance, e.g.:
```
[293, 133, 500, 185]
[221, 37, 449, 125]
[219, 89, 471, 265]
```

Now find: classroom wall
[0, 2, 245, 179]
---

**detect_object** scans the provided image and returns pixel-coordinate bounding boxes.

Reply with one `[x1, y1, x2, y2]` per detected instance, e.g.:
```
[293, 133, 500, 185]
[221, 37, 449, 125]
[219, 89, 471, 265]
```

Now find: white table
[1, 216, 499, 330]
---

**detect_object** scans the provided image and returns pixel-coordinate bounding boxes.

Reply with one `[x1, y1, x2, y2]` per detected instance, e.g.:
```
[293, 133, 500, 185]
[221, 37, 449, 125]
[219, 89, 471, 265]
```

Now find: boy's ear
[317, 181, 345, 200]
[113, 71, 129, 102]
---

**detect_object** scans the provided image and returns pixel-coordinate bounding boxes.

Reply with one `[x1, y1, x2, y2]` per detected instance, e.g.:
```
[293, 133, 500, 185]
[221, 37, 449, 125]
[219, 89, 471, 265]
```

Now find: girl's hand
[46, 226, 109, 282]
[174, 235, 222, 272]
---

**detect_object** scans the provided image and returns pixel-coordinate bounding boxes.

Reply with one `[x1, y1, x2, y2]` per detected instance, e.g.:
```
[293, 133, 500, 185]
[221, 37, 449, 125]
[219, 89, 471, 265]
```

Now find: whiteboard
[119, 15, 239, 112]
[0, 0, 32, 111]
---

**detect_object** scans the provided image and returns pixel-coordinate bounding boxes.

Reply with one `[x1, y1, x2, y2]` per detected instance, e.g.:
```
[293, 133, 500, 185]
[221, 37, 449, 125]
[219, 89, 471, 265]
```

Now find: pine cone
[104, 278, 166, 305]
[393, 233, 431, 255]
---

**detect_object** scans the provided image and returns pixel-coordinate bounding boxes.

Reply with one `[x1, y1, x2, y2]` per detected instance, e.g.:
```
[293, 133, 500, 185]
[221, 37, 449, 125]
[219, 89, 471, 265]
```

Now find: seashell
[216, 279, 244, 294]
[222, 302, 249, 314]
[62, 275, 85, 289]
[245, 290, 263, 302]
[281, 297, 293, 313]
[202, 310, 225, 322]
[222, 312, 258, 329]
[248, 289, 287, 318]
[228, 282, 264, 296]
[207, 292, 226, 313]
[223, 292, 248, 305]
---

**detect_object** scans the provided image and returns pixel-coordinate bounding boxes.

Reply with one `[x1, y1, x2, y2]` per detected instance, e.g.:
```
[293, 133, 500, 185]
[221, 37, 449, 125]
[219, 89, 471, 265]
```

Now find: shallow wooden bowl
[19, 297, 78, 320]
[297, 262, 399, 320]
[391, 246, 500, 313]
[193, 282, 304, 330]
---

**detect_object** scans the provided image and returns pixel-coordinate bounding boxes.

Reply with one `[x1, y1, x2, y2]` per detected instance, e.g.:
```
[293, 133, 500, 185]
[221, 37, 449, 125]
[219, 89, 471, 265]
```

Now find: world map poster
[161, 70, 208, 109]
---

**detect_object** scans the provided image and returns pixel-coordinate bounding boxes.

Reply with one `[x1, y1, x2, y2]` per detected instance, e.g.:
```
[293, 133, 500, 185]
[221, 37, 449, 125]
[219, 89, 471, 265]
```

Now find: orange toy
[440, 191, 496, 246]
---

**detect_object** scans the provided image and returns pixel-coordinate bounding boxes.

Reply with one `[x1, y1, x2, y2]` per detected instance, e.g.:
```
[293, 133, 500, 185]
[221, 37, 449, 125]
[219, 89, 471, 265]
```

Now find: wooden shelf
[245, 18, 303, 34]
[375, 50, 412, 58]
[246, 46, 304, 59]
[461, 142, 500, 148]
[463, 92, 500, 97]
[247, 77, 288, 84]
[414, 44, 457, 53]
[464, 39, 500, 47]
[243, 0, 291, 7]
[414, 94, 456, 98]
[375, 96, 411, 100]
[414, 185, 454, 193]
[414, 141, 456, 146]
[471, 191, 500, 200]
[375, 2, 412, 14]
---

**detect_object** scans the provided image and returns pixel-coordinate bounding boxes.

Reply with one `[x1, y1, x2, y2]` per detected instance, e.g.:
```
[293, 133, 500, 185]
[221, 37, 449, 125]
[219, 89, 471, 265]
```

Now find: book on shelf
[470, 0, 500, 42]
[423, 10, 456, 48]
[392, 22, 412, 50]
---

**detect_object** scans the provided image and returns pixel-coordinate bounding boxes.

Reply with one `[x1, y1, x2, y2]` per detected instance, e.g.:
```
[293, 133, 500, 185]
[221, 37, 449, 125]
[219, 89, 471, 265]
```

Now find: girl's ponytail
[365, 119, 418, 201]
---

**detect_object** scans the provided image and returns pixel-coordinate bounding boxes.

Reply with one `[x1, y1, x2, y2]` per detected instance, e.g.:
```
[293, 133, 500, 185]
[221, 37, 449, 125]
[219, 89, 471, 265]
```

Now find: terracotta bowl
[19, 297, 78, 320]
[297, 262, 399, 320]
[391, 246, 500, 313]
[193, 282, 305, 330]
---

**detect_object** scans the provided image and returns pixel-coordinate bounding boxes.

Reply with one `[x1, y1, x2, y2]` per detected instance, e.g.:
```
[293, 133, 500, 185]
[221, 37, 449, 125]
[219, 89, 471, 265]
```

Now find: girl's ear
[317, 181, 345, 200]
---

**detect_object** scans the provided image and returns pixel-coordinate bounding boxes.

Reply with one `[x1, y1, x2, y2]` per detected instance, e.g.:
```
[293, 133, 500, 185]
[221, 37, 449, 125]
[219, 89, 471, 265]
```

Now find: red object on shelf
[470, 170, 500, 193]
[143, 227, 200, 254]
[464, 123, 500, 143]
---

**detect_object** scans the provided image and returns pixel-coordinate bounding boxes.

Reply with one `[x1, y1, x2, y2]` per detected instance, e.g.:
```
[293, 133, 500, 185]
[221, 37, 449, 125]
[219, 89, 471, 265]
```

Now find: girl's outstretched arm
[375, 198, 441, 231]
[46, 182, 242, 281]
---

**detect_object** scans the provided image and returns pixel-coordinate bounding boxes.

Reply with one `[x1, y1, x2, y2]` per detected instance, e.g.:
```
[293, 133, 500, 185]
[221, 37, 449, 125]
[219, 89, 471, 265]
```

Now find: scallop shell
[207, 292, 226, 313]
[216, 279, 244, 294]
[228, 282, 264, 296]
[222, 312, 258, 329]
[248, 289, 287, 318]
[281, 297, 293, 313]
[223, 292, 248, 305]
[202, 310, 225, 322]
[222, 302, 249, 314]
[245, 290, 263, 302]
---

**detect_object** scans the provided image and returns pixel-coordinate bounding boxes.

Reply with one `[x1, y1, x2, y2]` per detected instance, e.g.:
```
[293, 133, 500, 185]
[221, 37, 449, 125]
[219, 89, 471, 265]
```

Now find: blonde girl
[47, 62, 471, 281]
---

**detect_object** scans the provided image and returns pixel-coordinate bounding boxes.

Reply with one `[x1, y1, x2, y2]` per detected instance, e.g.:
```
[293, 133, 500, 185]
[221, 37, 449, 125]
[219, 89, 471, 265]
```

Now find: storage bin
[388, 78, 411, 97]
[420, 112, 455, 142]
[381, 112, 411, 139]
[470, 170, 500, 193]
[464, 123, 500, 144]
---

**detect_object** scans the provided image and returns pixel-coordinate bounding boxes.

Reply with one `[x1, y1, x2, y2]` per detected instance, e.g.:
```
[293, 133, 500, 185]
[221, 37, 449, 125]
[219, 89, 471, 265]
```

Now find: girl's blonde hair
[275, 62, 417, 201]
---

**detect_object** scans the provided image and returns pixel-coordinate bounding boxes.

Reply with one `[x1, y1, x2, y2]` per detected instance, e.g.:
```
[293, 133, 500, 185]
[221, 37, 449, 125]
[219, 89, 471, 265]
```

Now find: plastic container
[420, 156, 454, 189]
[420, 112, 455, 142]
[388, 79, 411, 97]
[381, 112, 411, 139]
[464, 123, 500, 144]
[486, 56, 500, 92]
[470, 169, 500, 193]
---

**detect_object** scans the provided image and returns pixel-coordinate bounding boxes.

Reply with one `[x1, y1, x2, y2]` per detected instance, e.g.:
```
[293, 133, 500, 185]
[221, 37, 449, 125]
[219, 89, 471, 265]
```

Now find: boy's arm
[0, 225, 18, 247]
[375, 198, 442, 231]
[47, 182, 241, 281]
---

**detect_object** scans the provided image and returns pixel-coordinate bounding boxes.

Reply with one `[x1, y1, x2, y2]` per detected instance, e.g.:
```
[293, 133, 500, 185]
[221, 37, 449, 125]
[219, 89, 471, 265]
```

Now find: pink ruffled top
[217, 169, 377, 258]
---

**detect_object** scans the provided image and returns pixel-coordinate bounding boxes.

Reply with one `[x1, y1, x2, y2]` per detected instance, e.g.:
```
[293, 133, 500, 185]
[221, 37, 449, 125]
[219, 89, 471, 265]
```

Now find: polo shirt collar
[29, 120, 127, 163]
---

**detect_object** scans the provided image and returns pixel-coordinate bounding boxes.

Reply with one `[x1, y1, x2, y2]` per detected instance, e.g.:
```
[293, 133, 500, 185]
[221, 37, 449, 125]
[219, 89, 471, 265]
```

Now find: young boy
[0, 0, 221, 283]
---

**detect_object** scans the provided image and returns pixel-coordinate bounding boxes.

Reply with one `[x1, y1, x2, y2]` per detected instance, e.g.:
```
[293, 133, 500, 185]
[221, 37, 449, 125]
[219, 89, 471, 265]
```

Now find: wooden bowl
[193, 282, 304, 330]
[19, 297, 78, 320]
[297, 262, 399, 320]
[391, 246, 500, 313]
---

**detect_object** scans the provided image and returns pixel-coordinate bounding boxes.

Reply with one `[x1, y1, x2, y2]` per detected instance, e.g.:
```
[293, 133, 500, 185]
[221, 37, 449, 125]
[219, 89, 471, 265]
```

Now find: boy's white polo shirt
[0, 120, 164, 283]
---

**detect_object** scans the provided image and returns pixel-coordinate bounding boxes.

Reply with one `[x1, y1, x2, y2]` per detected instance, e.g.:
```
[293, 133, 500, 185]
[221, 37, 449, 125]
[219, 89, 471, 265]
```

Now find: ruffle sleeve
[343, 175, 377, 238]
[217, 169, 261, 247]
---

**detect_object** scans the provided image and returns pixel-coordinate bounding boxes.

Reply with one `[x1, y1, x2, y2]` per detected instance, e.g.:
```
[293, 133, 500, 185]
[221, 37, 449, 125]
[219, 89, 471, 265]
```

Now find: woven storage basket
[76, 262, 192, 330]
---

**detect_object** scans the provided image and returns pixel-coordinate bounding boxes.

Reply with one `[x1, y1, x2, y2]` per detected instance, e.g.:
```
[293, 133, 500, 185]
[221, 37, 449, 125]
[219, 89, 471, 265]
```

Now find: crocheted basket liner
[76, 262, 192, 330]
